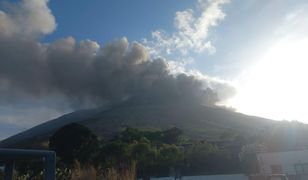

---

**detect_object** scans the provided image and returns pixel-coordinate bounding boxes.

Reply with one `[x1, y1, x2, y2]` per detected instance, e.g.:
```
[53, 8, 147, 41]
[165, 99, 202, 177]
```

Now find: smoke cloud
[0, 0, 235, 109]
[0, 0, 56, 38]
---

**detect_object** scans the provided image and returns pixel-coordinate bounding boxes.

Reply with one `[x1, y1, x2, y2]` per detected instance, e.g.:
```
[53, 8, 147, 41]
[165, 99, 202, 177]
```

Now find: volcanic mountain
[0, 102, 278, 148]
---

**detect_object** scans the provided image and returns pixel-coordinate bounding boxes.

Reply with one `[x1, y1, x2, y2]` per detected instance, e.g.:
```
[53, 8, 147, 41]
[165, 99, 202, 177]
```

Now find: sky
[0, 0, 308, 139]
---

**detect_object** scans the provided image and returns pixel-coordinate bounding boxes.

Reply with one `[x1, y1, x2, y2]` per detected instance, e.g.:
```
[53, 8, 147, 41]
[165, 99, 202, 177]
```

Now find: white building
[257, 150, 308, 179]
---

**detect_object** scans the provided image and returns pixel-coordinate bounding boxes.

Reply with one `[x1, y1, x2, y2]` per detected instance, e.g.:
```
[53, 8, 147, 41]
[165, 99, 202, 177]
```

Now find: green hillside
[81, 103, 276, 141]
[1, 102, 297, 149]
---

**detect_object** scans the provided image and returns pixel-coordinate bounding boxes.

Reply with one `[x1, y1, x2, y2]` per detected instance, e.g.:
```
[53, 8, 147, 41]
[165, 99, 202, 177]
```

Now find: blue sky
[45, 0, 192, 44]
[1, 0, 308, 139]
[43, 0, 307, 78]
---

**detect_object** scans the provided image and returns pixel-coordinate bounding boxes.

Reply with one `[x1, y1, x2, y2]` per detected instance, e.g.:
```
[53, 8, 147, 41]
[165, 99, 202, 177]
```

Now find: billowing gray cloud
[0, 35, 235, 108]
[0, 0, 56, 38]
[0, 0, 235, 110]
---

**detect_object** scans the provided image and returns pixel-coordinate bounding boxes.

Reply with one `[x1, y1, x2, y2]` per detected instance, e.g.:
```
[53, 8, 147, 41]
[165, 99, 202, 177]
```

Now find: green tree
[130, 140, 157, 180]
[159, 144, 183, 166]
[157, 144, 184, 177]
[184, 142, 234, 175]
[162, 127, 183, 144]
[239, 143, 267, 174]
[99, 141, 131, 169]
[118, 127, 144, 143]
[49, 123, 100, 166]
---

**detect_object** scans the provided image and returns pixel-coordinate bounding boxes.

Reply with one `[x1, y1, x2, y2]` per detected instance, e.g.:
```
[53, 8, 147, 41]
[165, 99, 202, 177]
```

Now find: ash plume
[0, 0, 235, 109]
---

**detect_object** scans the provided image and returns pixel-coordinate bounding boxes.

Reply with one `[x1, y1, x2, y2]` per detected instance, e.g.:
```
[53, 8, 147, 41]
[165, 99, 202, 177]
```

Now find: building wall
[257, 150, 308, 175]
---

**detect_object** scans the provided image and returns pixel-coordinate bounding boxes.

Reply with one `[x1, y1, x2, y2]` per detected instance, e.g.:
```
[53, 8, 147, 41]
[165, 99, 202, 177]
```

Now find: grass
[1, 161, 137, 180]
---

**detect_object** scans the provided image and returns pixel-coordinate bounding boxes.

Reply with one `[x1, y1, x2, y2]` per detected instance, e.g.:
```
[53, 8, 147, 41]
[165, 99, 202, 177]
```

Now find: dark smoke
[0, 35, 235, 108]
[0, 0, 235, 109]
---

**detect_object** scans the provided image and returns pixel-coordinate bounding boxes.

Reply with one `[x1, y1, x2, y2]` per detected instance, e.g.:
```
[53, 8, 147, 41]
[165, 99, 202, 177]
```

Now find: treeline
[16, 121, 306, 179]
[14, 123, 241, 179]
[6, 121, 308, 179]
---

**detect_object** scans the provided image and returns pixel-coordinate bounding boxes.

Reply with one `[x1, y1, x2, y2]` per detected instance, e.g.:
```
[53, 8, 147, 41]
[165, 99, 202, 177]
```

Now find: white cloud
[144, 0, 230, 57]
[0, 0, 56, 38]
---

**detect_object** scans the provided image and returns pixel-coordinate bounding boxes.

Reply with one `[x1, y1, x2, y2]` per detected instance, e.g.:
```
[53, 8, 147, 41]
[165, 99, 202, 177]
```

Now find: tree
[99, 141, 131, 169]
[239, 143, 267, 174]
[49, 123, 100, 166]
[183, 142, 234, 175]
[157, 144, 184, 178]
[162, 127, 183, 144]
[118, 127, 144, 143]
[130, 140, 157, 180]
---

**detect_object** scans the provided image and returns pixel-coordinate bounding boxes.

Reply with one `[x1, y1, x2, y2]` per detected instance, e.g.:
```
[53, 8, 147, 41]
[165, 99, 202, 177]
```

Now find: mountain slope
[0, 103, 277, 148]
[82, 103, 276, 140]
[0, 108, 102, 147]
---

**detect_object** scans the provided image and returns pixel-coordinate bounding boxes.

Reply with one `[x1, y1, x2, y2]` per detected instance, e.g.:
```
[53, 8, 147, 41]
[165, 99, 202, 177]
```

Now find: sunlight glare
[229, 38, 308, 122]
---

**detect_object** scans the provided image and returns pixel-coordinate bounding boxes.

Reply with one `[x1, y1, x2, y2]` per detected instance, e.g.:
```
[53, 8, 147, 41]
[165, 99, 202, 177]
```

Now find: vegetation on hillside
[9, 120, 308, 179]
[11, 123, 238, 179]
